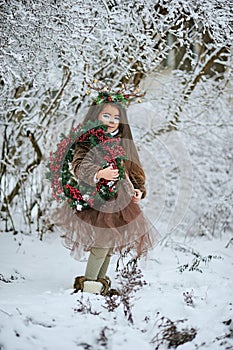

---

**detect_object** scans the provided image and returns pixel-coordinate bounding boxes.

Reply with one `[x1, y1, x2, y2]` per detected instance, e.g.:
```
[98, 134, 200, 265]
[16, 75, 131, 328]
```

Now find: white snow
[0, 231, 233, 350]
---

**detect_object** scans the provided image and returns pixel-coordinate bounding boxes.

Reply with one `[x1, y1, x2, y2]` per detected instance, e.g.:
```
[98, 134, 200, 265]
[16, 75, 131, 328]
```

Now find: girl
[54, 91, 159, 295]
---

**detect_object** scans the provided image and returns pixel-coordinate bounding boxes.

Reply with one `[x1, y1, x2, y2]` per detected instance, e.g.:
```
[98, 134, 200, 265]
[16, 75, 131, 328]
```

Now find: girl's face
[98, 104, 120, 133]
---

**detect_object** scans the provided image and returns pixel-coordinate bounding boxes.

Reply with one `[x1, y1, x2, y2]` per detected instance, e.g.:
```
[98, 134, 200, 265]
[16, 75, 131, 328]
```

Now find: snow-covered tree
[0, 0, 232, 237]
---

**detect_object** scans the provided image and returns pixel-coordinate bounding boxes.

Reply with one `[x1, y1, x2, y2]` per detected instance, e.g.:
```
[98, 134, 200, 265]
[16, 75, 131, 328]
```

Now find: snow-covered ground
[0, 230, 233, 350]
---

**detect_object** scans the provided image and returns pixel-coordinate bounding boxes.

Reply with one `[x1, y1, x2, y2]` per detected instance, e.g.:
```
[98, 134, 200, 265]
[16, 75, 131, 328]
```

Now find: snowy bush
[151, 316, 197, 349]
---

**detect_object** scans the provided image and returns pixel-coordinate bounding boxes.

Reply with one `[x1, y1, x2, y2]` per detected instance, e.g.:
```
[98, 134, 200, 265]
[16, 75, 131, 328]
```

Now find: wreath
[46, 121, 127, 211]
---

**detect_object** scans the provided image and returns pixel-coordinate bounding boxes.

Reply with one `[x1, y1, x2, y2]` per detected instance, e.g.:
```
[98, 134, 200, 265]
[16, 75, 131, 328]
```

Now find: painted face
[98, 104, 120, 133]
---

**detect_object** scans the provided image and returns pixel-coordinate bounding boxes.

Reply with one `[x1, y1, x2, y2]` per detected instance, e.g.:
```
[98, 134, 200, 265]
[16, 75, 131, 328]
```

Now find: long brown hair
[82, 102, 146, 182]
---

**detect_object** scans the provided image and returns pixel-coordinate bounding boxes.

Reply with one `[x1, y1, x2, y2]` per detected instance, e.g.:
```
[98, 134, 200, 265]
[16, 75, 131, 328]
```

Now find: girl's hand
[96, 166, 119, 181]
[133, 189, 142, 203]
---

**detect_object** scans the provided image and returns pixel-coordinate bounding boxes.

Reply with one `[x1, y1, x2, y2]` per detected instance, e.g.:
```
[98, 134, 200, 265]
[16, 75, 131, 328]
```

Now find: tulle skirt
[51, 179, 160, 260]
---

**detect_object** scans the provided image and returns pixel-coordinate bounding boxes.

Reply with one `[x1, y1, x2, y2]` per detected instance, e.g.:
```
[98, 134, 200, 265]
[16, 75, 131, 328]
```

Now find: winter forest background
[0, 0, 232, 238]
[0, 1, 233, 350]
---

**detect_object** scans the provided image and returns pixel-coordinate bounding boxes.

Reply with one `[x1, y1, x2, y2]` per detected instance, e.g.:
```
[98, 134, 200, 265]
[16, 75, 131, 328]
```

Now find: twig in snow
[151, 315, 197, 349]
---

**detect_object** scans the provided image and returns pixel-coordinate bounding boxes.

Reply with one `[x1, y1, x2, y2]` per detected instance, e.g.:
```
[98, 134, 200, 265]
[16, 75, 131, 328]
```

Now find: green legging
[85, 247, 112, 280]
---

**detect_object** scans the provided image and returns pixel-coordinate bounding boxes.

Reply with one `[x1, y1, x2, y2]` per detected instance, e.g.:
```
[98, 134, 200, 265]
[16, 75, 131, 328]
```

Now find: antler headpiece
[85, 79, 145, 106]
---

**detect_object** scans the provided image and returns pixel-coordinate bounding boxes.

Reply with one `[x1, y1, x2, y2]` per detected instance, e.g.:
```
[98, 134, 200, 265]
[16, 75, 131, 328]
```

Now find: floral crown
[85, 79, 145, 106]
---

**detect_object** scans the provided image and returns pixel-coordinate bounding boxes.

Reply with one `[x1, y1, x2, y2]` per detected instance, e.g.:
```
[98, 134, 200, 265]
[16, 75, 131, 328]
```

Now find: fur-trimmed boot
[83, 277, 112, 295]
[73, 276, 115, 296]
